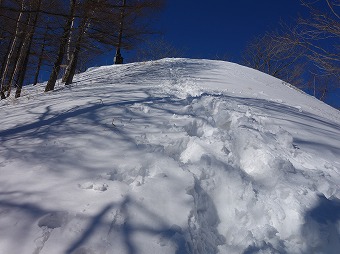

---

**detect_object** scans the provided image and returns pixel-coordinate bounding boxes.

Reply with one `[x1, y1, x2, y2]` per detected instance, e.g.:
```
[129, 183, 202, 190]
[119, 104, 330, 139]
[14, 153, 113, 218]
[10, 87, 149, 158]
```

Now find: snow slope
[0, 58, 339, 254]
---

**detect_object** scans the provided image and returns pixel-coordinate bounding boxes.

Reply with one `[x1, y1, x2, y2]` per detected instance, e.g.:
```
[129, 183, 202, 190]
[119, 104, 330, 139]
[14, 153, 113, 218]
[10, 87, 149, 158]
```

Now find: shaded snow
[0, 58, 340, 254]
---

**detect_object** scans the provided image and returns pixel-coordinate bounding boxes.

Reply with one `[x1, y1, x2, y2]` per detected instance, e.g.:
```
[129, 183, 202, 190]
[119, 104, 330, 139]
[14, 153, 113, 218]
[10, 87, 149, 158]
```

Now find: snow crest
[1, 59, 340, 254]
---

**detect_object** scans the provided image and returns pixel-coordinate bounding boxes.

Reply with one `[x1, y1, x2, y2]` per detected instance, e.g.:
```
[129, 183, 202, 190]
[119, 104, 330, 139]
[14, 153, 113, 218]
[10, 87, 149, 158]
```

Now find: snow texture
[0, 58, 339, 254]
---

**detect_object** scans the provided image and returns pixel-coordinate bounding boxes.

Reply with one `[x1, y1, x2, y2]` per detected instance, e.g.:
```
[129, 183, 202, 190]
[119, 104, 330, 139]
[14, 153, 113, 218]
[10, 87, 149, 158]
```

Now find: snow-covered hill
[0, 58, 339, 254]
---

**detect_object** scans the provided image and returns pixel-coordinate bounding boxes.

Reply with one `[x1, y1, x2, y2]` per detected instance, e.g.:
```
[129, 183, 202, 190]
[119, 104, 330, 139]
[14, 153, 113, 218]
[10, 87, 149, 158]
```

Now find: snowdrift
[0, 58, 340, 254]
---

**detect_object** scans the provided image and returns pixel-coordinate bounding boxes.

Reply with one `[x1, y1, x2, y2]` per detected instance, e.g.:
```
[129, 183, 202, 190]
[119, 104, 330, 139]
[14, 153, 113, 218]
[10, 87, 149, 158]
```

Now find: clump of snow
[0, 58, 339, 254]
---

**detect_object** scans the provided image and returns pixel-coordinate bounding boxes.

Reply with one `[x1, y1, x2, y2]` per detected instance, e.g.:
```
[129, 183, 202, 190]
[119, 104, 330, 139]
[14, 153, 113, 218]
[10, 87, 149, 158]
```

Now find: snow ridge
[0, 58, 339, 254]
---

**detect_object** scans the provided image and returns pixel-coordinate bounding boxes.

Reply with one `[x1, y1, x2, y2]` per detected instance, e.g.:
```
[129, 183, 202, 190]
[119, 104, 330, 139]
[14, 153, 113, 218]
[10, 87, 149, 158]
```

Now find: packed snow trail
[0, 58, 339, 254]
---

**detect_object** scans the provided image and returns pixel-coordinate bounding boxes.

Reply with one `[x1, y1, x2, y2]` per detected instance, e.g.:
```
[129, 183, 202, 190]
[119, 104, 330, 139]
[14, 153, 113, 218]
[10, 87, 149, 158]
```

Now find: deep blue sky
[124, 0, 307, 62]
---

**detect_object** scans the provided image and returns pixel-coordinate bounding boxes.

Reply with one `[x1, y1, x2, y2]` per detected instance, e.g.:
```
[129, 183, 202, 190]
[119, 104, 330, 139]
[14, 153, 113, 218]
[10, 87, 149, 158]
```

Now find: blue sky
[124, 0, 307, 62]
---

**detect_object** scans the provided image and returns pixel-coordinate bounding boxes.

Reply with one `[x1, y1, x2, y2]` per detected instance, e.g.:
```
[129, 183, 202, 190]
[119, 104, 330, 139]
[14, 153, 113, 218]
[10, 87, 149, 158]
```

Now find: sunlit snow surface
[1, 58, 339, 254]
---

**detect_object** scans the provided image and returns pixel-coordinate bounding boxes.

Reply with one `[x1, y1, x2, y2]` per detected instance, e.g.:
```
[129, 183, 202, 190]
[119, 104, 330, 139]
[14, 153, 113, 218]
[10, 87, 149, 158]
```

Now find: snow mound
[0, 58, 340, 254]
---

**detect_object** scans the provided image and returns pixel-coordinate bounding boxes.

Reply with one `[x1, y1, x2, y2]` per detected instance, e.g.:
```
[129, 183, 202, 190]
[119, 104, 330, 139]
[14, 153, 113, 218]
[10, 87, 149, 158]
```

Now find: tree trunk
[6, 6, 35, 98]
[5, 20, 29, 97]
[63, 0, 102, 84]
[15, 38, 31, 98]
[0, 41, 12, 99]
[66, 17, 75, 63]
[15, 0, 42, 98]
[114, 0, 126, 64]
[33, 27, 48, 86]
[0, 0, 26, 99]
[45, 0, 76, 92]
[64, 17, 90, 85]
[62, 16, 75, 83]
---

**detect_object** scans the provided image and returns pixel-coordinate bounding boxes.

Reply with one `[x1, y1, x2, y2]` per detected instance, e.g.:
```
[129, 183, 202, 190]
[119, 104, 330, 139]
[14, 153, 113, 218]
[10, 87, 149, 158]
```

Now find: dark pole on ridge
[114, 0, 126, 64]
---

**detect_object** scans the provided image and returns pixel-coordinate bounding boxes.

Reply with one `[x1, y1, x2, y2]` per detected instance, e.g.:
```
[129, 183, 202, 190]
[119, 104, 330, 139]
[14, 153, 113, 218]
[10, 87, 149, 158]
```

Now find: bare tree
[0, 0, 27, 99]
[32, 22, 50, 85]
[242, 26, 306, 87]
[134, 38, 184, 62]
[0, 0, 164, 97]
[44, 0, 77, 92]
[15, 0, 43, 98]
[239, 1, 340, 104]
[113, 0, 126, 64]
[62, 0, 164, 85]
[63, 0, 106, 85]
[297, 0, 340, 101]
[299, 1, 340, 72]
[1, 0, 66, 97]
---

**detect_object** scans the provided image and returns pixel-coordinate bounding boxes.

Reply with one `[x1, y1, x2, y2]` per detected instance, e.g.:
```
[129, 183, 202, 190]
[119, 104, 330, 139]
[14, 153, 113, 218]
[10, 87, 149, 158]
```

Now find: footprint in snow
[78, 182, 108, 191]
[33, 212, 68, 254]
[157, 224, 185, 247]
[38, 211, 68, 229]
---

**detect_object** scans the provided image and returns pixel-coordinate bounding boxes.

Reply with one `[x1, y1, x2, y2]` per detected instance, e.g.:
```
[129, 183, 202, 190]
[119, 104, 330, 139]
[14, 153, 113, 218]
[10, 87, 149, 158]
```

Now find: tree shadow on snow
[65, 195, 190, 254]
[2, 65, 340, 254]
[0, 193, 193, 254]
[243, 242, 287, 254]
[0, 194, 62, 254]
[301, 194, 340, 254]
[0, 94, 171, 177]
